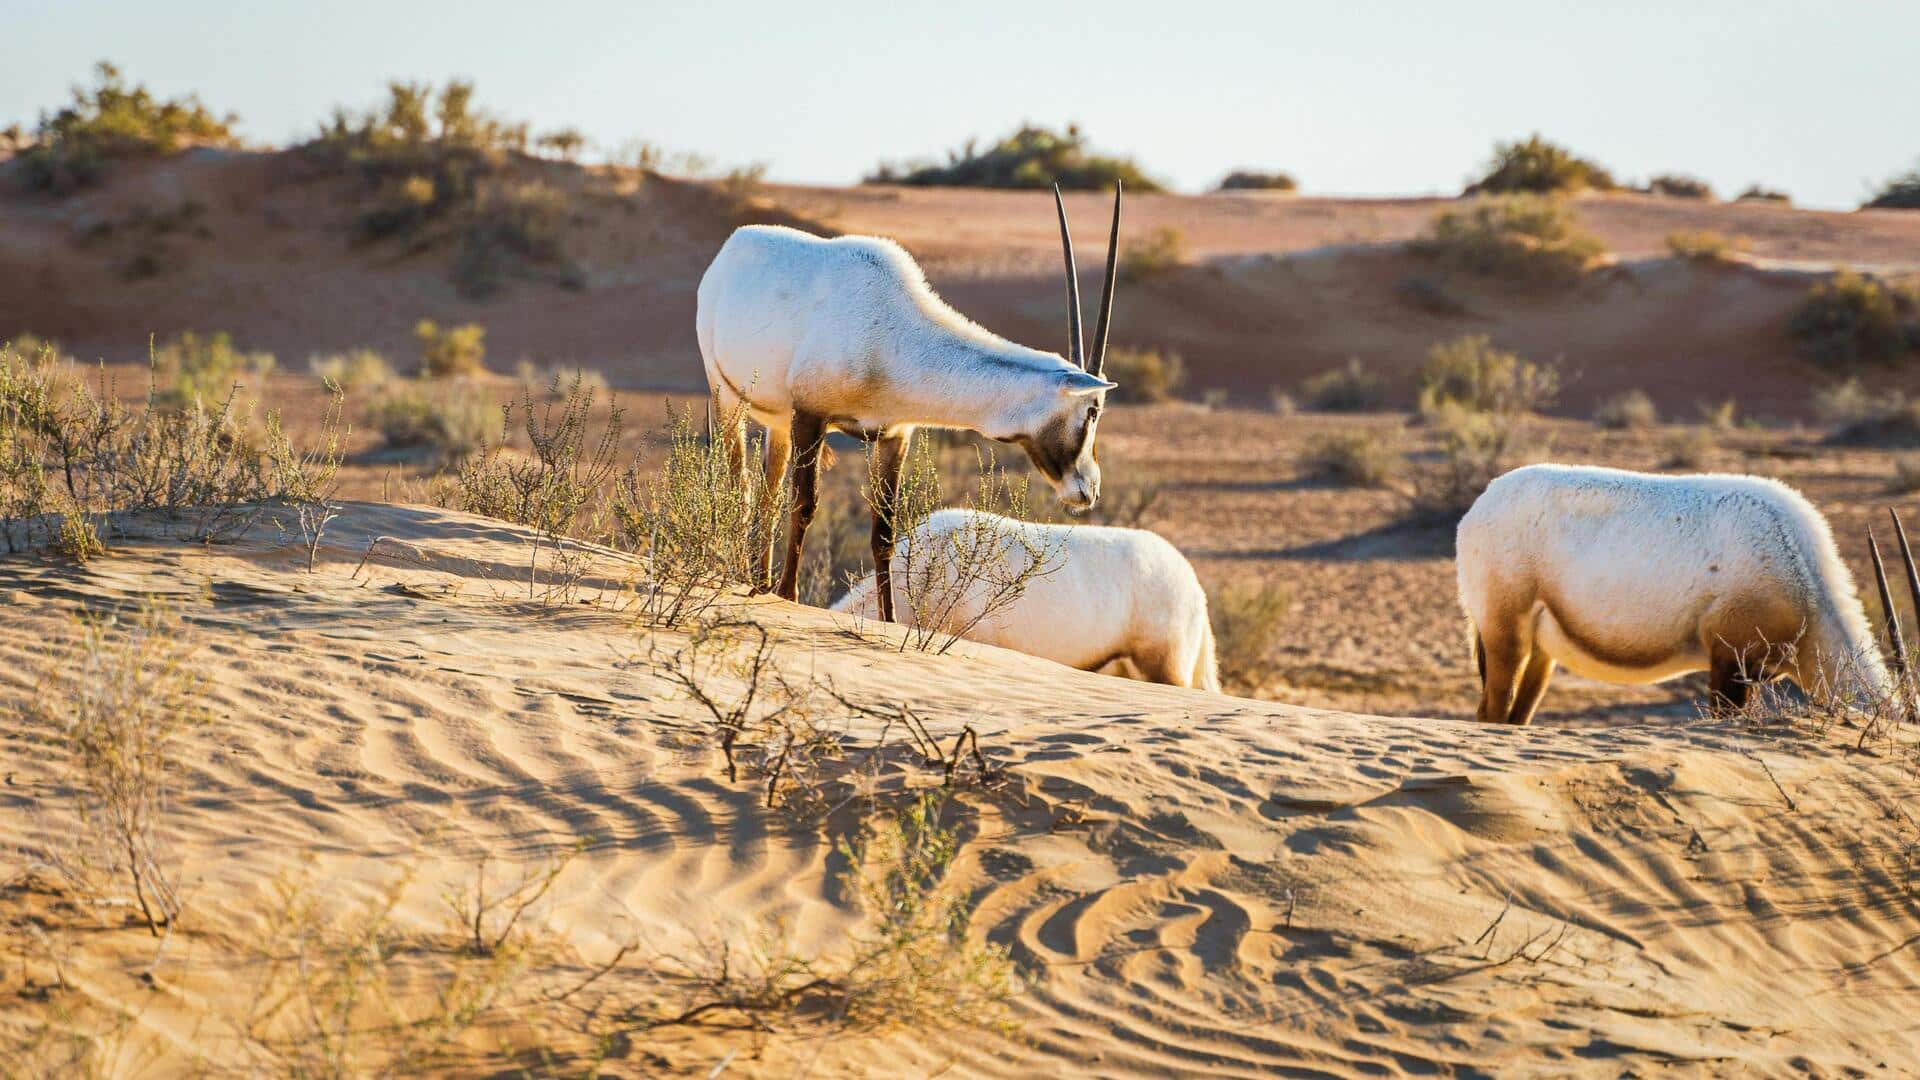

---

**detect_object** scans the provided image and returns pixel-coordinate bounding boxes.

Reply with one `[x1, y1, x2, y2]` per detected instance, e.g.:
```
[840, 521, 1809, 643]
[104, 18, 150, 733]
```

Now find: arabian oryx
[695, 184, 1125, 621]
[831, 509, 1220, 691]
[1456, 464, 1920, 724]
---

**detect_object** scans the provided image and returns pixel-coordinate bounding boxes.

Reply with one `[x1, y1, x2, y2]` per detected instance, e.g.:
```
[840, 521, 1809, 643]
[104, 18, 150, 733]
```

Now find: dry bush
[1465, 134, 1615, 194]
[1215, 170, 1297, 192]
[515, 360, 608, 394]
[1698, 398, 1740, 431]
[1666, 230, 1749, 263]
[864, 123, 1162, 191]
[455, 180, 574, 298]
[31, 602, 209, 936]
[1737, 184, 1791, 204]
[1118, 225, 1185, 282]
[1593, 389, 1658, 429]
[150, 330, 276, 410]
[1101, 346, 1186, 403]
[1813, 378, 1920, 446]
[1413, 405, 1547, 516]
[615, 401, 782, 627]
[1789, 270, 1920, 368]
[414, 319, 486, 378]
[309, 348, 393, 393]
[17, 61, 238, 194]
[1301, 430, 1405, 487]
[1395, 273, 1469, 316]
[1889, 455, 1920, 494]
[454, 374, 623, 598]
[368, 382, 491, 461]
[1662, 428, 1717, 469]
[1267, 389, 1297, 416]
[1300, 358, 1385, 412]
[880, 440, 1068, 654]
[1415, 195, 1606, 284]
[1416, 334, 1558, 419]
[265, 388, 347, 572]
[1210, 580, 1290, 691]
[1646, 173, 1714, 199]
[1865, 165, 1920, 211]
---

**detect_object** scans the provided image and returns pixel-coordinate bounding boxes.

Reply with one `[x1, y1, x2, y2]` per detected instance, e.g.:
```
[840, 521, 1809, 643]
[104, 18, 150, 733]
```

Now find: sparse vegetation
[1415, 195, 1606, 284]
[864, 124, 1162, 191]
[1396, 273, 1469, 316]
[1788, 270, 1920, 368]
[1812, 377, 1920, 444]
[1737, 184, 1791, 204]
[1666, 230, 1749, 263]
[1662, 428, 1717, 469]
[414, 319, 487, 377]
[1646, 174, 1714, 199]
[1416, 334, 1558, 419]
[1210, 580, 1290, 691]
[1101, 346, 1187, 402]
[1215, 170, 1297, 192]
[308, 348, 393, 393]
[1414, 406, 1545, 516]
[368, 383, 491, 460]
[1593, 389, 1658, 429]
[1465, 134, 1615, 195]
[1889, 454, 1920, 493]
[1865, 164, 1920, 211]
[15, 61, 238, 193]
[150, 330, 275, 409]
[1118, 226, 1186, 282]
[1302, 430, 1405, 487]
[1301, 358, 1386, 412]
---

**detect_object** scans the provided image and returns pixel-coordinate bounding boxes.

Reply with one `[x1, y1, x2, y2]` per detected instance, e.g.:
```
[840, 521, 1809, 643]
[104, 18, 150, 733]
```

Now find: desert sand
[4, 503, 1919, 1075]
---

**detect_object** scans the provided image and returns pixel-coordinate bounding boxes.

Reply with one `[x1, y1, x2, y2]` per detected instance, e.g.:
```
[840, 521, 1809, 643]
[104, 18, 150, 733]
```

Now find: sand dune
[4, 504, 1918, 1074]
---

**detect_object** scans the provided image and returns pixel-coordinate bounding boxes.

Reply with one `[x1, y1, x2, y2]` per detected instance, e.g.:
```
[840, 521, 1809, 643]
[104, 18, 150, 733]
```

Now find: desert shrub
[1812, 377, 1920, 445]
[1118, 226, 1185, 282]
[1788, 270, 1920, 368]
[17, 62, 238, 194]
[1698, 398, 1739, 431]
[455, 180, 572, 298]
[367, 383, 490, 459]
[1465, 134, 1615, 195]
[1737, 185, 1791, 204]
[1413, 406, 1543, 516]
[1889, 455, 1920, 493]
[864, 123, 1162, 191]
[1210, 580, 1290, 691]
[515, 360, 609, 394]
[1646, 173, 1714, 199]
[1415, 195, 1606, 283]
[1215, 170, 1297, 192]
[1593, 389, 1658, 429]
[1300, 358, 1385, 412]
[308, 348, 393, 393]
[1662, 428, 1716, 469]
[1396, 273, 1468, 316]
[615, 402, 782, 627]
[535, 127, 587, 162]
[1866, 165, 1920, 210]
[414, 319, 487, 377]
[31, 602, 209, 935]
[1267, 389, 1297, 416]
[1666, 230, 1749, 262]
[1301, 431, 1404, 488]
[150, 330, 275, 409]
[1101, 346, 1186, 402]
[1416, 334, 1558, 419]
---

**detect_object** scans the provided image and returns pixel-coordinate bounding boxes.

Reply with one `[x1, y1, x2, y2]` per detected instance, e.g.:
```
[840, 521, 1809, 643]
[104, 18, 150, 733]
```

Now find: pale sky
[5, 0, 1917, 209]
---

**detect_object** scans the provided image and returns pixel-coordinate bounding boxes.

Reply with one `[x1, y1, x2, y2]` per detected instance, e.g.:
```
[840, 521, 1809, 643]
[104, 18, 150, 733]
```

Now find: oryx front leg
[1474, 608, 1535, 726]
[776, 411, 826, 603]
[867, 430, 911, 623]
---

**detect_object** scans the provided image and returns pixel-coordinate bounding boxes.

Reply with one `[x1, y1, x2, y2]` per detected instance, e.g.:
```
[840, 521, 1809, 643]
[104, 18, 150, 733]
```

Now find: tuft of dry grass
[309, 348, 393, 394]
[414, 319, 487, 378]
[1101, 346, 1187, 403]
[1300, 358, 1385, 412]
[1665, 230, 1749, 263]
[1417, 334, 1558, 419]
[1593, 389, 1658, 430]
[1118, 226, 1185, 282]
[1210, 580, 1290, 691]
[368, 382, 491, 461]
[1302, 430, 1405, 488]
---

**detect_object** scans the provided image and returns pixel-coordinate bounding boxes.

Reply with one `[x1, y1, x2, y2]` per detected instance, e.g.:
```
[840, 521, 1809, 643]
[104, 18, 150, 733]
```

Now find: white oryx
[833, 509, 1220, 691]
[695, 185, 1125, 622]
[1456, 463, 1916, 724]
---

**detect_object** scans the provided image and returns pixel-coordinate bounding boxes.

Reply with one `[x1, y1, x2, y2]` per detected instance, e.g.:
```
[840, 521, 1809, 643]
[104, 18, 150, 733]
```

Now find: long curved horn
[1889, 509, 1920, 721]
[1052, 184, 1084, 369]
[1091, 181, 1123, 378]
[1869, 525, 1908, 681]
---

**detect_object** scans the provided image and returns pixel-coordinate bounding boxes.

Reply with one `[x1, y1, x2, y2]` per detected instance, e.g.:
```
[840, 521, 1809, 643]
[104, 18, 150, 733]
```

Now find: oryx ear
[1058, 369, 1117, 396]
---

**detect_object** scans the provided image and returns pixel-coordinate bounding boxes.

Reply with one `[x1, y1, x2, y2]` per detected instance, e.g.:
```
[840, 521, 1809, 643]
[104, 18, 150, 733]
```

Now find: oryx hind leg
[1474, 598, 1535, 726]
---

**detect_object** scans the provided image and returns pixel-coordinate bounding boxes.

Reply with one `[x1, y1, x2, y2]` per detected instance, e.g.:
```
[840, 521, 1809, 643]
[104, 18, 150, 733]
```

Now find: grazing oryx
[1456, 463, 1919, 724]
[832, 509, 1220, 691]
[695, 184, 1125, 622]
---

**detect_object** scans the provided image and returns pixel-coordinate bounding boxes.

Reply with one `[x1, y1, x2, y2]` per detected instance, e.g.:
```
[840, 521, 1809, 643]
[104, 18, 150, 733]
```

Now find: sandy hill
[3, 505, 1918, 1074]
[5, 152, 1920, 421]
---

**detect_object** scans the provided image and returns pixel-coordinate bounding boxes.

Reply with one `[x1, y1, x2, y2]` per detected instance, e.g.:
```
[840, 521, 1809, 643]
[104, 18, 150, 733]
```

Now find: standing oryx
[695, 184, 1125, 621]
[1456, 464, 1918, 724]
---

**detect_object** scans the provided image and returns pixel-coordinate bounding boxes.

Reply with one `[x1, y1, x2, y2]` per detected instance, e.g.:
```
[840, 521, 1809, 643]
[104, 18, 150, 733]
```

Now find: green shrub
[309, 349, 393, 393]
[864, 124, 1163, 191]
[1210, 580, 1290, 691]
[1101, 347, 1186, 402]
[1788, 270, 1920, 368]
[367, 384, 490, 459]
[1865, 165, 1920, 210]
[1415, 195, 1606, 283]
[1215, 170, 1297, 192]
[1301, 431, 1404, 487]
[1465, 134, 1615, 195]
[1646, 174, 1714, 199]
[1118, 226, 1184, 282]
[1416, 335, 1557, 418]
[414, 320, 487, 377]
[1300, 358, 1385, 412]
[1737, 185, 1791, 204]
[1593, 389, 1657, 429]
[151, 331, 275, 409]
[1666, 230, 1749, 262]
[16, 62, 238, 194]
